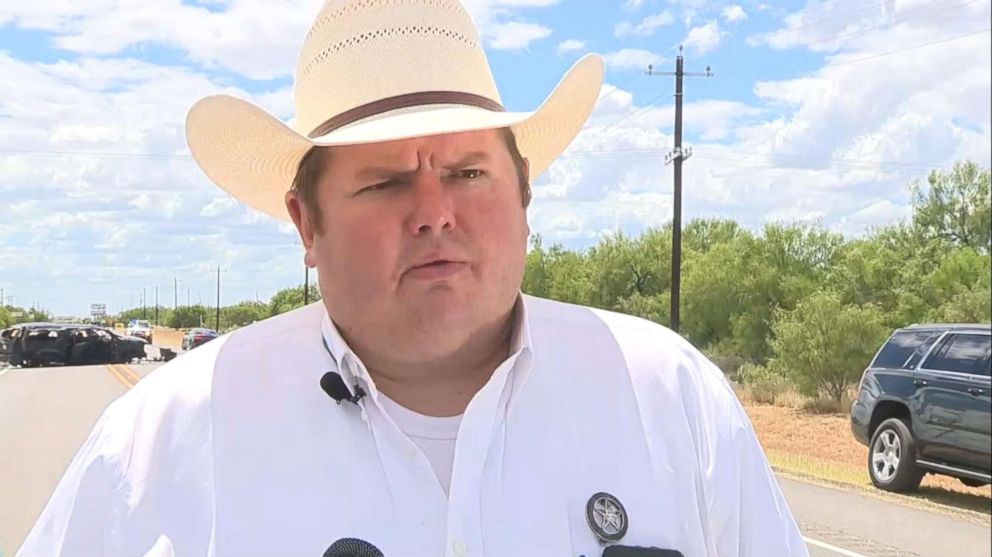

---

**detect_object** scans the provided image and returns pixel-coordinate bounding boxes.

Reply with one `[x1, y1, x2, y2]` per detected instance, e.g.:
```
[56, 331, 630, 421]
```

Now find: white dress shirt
[16, 295, 808, 557]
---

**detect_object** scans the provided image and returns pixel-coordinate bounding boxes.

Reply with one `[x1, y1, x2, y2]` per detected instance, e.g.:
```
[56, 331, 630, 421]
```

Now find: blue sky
[1, 0, 990, 317]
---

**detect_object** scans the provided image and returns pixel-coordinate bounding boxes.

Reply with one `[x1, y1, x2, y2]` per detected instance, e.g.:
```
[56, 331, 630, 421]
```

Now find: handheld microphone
[320, 371, 367, 405]
[323, 537, 384, 557]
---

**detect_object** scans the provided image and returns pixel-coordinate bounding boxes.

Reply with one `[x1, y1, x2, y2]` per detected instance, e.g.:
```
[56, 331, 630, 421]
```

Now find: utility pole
[647, 46, 712, 334]
[142, 288, 147, 320]
[1, 287, 4, 309]
[174, 278, 179, 311]
[304, 266, 310, 305]
[216, 266, 221, 331]
[154, 285, 159, 326]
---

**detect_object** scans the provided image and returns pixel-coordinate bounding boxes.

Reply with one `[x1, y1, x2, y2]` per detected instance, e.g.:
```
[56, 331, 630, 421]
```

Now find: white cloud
[556, 39, 587, 55]
[461, 0, 559, 50]
[0, 0, 560, 79]
[623, 0, 646, 10]
[0, 52, 303, 315]
[0, 0, 320, 81]
[683, 21, 723, 55]
[748, 0, 989, 53]
[721, 5, 747, 24]
[486, 20, 552, 49]
[614, 11, 675, 37]
[602, 49, 664, 71]
[538, 11, 990, 248]
[1, 0, 990, 317]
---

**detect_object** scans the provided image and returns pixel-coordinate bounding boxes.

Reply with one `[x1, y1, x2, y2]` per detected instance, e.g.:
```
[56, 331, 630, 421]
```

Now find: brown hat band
[308, 91, 506, 138]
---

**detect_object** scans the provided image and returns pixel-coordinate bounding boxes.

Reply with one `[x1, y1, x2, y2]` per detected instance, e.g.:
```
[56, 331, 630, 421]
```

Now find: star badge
[585, 492, 628, 543]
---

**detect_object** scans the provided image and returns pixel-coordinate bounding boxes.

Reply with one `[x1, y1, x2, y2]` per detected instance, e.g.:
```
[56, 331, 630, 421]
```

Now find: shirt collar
[318, 293, 534, 404]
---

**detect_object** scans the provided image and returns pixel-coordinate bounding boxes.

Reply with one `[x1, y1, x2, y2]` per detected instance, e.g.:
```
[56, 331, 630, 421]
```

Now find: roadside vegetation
[5, 161, 986, 407]
[521, 160, 990, 409]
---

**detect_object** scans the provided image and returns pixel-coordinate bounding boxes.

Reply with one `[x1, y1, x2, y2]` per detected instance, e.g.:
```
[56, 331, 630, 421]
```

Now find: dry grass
[740, 397, 992, 517]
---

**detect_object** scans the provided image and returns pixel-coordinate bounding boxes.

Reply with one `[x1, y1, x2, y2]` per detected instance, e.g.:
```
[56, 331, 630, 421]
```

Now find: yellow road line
[118, 363, 142, 385]
[105, 364, 134, 389]
[105, 363, 140, 389]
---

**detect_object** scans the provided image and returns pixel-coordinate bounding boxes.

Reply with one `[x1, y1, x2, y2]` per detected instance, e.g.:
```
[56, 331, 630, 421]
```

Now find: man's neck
[357, 306, 517, 418]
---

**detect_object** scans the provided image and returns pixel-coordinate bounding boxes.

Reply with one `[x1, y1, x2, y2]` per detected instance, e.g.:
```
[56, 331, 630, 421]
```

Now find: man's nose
[405, 174, 456, 236]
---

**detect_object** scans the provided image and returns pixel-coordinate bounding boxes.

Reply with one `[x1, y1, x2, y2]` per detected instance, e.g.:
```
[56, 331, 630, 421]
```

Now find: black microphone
[320, 371, 367, 405]
[323, 537, 384, 557]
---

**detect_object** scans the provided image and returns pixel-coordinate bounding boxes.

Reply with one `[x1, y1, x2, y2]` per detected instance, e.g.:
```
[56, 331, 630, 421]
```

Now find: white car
[125, 320, 153, 344]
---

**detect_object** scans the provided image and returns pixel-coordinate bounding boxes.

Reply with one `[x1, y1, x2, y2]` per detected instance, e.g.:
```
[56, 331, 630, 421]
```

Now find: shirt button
[451, 540, 467, 556]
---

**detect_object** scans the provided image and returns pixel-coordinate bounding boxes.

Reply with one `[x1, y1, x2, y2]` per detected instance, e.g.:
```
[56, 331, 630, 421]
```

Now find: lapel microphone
[320, 371, 367, 405]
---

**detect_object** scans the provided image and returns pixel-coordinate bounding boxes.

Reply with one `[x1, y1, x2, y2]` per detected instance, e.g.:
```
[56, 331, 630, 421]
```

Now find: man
[17, 1, 807, 556]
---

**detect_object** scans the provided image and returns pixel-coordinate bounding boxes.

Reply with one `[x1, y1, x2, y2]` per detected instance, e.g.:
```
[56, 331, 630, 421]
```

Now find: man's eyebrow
[353, 151, 492, 181]
[442, 151, 491, 169]
[354, 165, 416, 182]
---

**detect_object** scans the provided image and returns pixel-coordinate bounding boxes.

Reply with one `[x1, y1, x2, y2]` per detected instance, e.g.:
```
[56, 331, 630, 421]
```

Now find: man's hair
[291, 128, 531, 234]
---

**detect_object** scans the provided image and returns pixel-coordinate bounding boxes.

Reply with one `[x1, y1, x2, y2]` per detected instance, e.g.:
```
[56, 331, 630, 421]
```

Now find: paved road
[0, 360, 157, 557]
[782, 476, 990, 557]
[1, 361, 989, 556]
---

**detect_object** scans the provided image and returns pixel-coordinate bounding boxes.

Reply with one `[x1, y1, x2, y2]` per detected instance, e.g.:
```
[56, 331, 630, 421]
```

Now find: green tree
[168, 305, 212, 329]
[683, 218, 743, 253]
[586, 228, 671, 316]
[6, 306, 53, 324]
[0, 306, 12, 328]
[522, 234, 549, 298]
[768, 291, 888, 401]
[222, 301, 270, 328]
[269, 284, 322, 316]
[543, 244, 592, 305]
[910, 161, 991, 252]
[681, 235, 755, 349]
[921, 248, 992, 323]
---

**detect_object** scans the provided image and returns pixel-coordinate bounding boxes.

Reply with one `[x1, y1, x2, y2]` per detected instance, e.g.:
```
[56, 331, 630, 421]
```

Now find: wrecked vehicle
[4, 323, 147, 368]
[0, 327, 15, 365]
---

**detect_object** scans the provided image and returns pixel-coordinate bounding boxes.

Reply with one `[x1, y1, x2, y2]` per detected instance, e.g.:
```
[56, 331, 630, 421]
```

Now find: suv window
[904, 332, 943, 369]
[922, 333, 992, 375]
[873, 331, 935, 369]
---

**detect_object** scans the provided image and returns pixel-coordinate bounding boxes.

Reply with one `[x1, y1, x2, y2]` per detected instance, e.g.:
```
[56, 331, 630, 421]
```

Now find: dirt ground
[741, 400, 992, 500]
[152, 327, 184, 350]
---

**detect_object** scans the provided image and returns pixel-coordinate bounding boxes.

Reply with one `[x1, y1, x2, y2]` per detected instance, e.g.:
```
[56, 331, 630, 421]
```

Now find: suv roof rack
[902, 323, 991, 332]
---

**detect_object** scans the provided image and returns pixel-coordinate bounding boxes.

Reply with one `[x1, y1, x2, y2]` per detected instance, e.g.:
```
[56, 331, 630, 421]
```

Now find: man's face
[290, 129, 530, 364]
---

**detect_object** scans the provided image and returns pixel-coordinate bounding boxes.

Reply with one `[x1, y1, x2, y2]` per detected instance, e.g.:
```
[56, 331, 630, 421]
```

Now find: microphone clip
[320, 371, 367, 406]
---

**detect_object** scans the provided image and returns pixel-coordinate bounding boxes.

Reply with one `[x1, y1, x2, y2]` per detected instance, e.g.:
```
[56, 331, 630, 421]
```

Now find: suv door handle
[914, 379, 927, 388]
[968, 387, 984, 396]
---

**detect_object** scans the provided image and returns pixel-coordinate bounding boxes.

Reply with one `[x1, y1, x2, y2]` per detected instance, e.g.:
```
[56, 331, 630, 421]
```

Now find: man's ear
[521, 157, 532, 208]
[285, 190, 318, 268]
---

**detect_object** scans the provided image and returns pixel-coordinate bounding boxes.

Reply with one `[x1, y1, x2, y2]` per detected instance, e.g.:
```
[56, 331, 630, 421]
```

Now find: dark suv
[851, 323, 991, 492]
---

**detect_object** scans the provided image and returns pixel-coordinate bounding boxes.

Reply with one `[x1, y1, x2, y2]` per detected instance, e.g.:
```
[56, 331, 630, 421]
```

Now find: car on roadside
[3, 322, 147, 367]
[182, 328, 218, 351]
[851, 323, 991, 492]
[0, 327, 15, 364]
[126, 319, 154, 344]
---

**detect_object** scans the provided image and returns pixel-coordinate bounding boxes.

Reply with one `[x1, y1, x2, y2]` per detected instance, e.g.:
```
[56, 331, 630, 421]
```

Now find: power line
[758, 0, 897, 40]
[568, 90, 670, 151]
[827, 27, 990, 67]
[795, 0, 980, 51]
[560, 146, 951, 173]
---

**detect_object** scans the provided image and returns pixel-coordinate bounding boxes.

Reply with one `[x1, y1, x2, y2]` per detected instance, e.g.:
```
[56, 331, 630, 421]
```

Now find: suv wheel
[869, 418, 925, 492]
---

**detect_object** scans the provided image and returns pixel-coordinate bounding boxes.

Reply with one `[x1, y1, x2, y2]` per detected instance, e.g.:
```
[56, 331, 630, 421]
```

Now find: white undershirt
[377, 392, 462, 496]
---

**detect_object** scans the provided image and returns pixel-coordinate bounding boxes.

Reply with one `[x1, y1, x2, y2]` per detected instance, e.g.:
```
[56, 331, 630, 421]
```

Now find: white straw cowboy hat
[185, 0, 604, 222]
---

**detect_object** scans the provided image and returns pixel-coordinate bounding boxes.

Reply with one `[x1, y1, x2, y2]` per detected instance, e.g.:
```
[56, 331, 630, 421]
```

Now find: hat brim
[185, 54, 604, 222]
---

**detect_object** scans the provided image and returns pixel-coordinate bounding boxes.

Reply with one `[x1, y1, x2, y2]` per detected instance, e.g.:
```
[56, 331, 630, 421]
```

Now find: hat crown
[295, 0, 501, 136]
